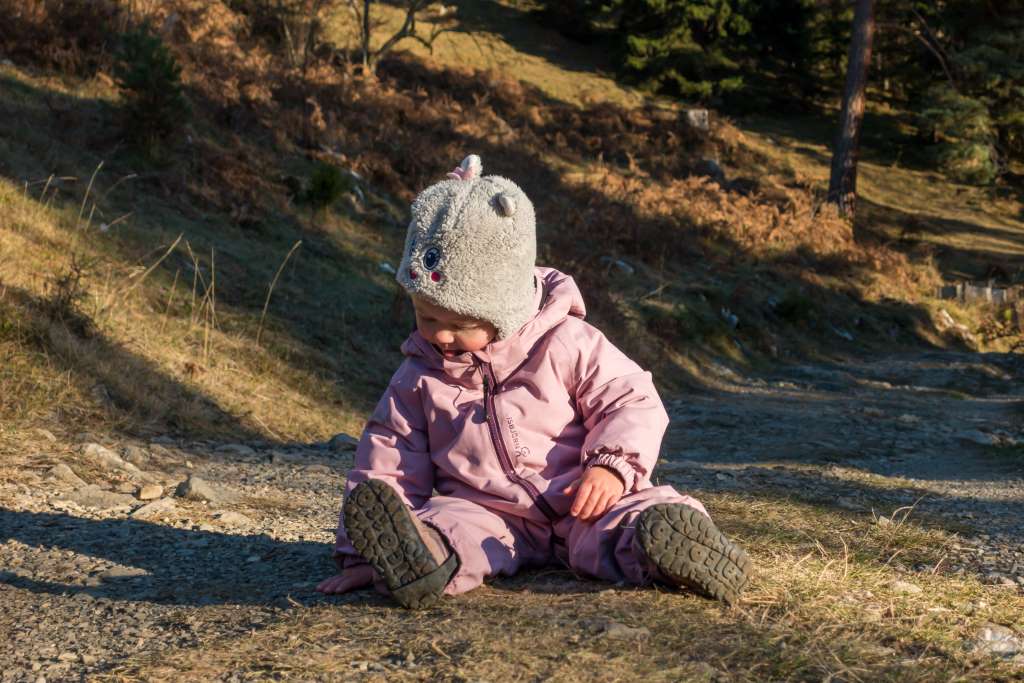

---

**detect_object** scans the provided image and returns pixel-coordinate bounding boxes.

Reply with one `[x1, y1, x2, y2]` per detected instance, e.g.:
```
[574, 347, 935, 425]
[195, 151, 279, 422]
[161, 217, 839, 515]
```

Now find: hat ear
[495, 193, 516, 217]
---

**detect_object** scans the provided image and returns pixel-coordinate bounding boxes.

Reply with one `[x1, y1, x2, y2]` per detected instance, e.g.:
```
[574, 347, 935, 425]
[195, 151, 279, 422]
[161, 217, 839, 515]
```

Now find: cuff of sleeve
[585, 449, 637, 492]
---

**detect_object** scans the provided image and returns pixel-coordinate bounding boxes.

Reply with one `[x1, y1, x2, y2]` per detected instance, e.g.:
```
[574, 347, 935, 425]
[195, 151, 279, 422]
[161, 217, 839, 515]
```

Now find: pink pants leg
[556, 485, 709, 585]
[416, 495, 550, 595]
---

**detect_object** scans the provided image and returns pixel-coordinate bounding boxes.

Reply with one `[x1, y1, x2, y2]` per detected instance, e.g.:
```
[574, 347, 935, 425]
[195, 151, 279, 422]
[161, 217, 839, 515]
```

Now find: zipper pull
[482, 375, 489, 421]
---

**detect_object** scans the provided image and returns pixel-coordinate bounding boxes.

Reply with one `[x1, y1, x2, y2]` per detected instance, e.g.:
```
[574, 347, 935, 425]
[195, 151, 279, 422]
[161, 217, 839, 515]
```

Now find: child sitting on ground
[317, 155, 751, 608]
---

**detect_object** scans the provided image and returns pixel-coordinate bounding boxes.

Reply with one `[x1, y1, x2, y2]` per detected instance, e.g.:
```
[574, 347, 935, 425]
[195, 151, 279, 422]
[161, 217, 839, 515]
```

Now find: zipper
[479, 361, 559, 522]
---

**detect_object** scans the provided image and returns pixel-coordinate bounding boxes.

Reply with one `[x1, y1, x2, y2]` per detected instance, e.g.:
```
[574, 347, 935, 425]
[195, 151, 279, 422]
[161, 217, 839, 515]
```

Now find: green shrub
[774, 289, 816, 324]
[920, 85, 999, 185]
[304, 162, 352, 208]
[113, 24, 190, 149]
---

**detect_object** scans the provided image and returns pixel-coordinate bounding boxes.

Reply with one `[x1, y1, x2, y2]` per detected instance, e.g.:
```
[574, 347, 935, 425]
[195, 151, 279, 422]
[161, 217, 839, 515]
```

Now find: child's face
[412, 296, 497, 359]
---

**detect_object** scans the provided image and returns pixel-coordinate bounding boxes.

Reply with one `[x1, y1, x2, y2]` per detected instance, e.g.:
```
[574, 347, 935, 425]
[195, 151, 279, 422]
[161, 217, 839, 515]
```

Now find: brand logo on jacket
[505, 415, 530, 458]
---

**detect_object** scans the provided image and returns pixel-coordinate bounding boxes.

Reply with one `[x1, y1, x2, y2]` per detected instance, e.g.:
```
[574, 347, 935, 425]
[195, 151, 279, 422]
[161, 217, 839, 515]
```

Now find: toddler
[317, 155, 751, 608]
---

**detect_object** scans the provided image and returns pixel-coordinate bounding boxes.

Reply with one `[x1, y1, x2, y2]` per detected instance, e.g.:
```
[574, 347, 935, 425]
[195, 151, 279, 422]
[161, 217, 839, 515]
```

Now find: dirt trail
[1, 351, 1022, 681]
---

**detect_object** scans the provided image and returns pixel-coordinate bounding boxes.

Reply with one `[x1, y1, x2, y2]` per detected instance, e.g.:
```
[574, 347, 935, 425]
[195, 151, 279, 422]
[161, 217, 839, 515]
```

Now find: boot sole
[636, 503, 751, 605]
[343, 479, 456, 609]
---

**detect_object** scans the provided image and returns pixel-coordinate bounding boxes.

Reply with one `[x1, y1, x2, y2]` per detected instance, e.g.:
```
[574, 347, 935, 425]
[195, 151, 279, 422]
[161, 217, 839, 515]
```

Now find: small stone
[59, 485, 136, 511]
[836, 496, 862, 511]
[137, 484, 163, 501]
[149, 444, 173, 457]
[99, 566, 147, 581]
[48, 464, 86, 488]
[328, 433, 359, 453]
[684, 108, 710, 132]
[269, 451, 294, 465]
[57, 652, 78, 662]
[175, 475, 234, 504]
[959, 430, 998, 447]
[601, 622, 650, 640]
[306, 464, 331, 474]
[82, 443, 153, 481]
[35, 428, 57, 442]
[694, 158, 726, 184]
[131, 498, 176, 519]
[986, 572, 1017, 587]
[122, 446, 150, 466]
[215, 443, 256, 457]
[876, 516, 893, 528]
[972, 623, 1022, 657]
[213, 510, 252, 527]
[891, 579, 923, 595]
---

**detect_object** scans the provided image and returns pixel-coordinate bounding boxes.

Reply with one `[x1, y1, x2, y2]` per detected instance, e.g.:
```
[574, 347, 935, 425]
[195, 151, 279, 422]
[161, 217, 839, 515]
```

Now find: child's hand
[316, 563, 374, 594]
[563, 466, 626, 522]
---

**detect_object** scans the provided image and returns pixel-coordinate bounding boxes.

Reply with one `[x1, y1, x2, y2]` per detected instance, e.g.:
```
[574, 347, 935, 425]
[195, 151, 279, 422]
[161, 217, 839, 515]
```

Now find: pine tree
[615, 0, 754, 100]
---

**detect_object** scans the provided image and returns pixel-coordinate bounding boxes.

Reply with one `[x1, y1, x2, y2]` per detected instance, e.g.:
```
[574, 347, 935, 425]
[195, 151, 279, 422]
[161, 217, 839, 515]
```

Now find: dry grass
[99, 491, 1024, 682]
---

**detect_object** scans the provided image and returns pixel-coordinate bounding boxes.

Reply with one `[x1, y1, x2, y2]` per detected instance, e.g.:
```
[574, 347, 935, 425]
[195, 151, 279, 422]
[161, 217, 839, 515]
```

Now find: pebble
[328, 433, 359, 453]
[122, 446, 150, 466]
[213, 511, 253, 527]
[58, 485, 137, 511]
[99, 566, 148, 581]
[48, 464, 86, 488]
[175, 475, 234, 504]
[890, 580, 923, 595]
[959, 430, 998, 447]
[34, 428, 57, 442]
[82, 443, 153, 481]
[971, 623, 1022, 657]
[130, 498, 176, 519]
[601, 622, 651, 640]
[836, 496, 862, 511]
[137, 484, 164, 501]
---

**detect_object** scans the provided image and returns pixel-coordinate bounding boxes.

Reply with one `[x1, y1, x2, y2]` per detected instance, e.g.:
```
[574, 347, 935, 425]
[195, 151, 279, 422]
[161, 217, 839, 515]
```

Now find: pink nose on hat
[430, 271, 442, 282]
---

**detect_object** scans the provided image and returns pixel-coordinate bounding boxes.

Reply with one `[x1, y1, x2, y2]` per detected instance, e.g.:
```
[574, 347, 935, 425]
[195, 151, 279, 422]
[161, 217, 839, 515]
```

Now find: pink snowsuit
[334, 267, 708, 594]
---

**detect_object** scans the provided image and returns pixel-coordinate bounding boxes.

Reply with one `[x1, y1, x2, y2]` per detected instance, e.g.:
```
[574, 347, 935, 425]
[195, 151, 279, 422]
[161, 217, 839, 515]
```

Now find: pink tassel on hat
[447, 154, 482, 180]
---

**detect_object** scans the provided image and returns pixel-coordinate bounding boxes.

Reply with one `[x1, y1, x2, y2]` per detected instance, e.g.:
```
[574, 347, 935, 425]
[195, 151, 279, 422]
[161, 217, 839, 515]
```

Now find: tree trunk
[828, 0, 875, 218]
[361, 0, 371, 71]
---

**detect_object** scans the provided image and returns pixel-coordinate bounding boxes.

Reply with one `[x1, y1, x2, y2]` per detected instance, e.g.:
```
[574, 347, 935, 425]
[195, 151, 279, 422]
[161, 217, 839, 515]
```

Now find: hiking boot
[635, 503, 751, 605]
[343, 479, 458, 609]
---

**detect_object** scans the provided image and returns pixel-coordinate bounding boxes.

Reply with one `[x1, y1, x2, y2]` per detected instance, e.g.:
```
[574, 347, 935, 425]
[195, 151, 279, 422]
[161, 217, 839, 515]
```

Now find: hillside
[3, 1, 1022, 449]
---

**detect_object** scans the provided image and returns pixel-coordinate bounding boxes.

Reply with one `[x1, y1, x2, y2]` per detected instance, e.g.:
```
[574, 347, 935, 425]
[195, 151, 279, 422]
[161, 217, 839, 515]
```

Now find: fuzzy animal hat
[396, 154, 537, 339]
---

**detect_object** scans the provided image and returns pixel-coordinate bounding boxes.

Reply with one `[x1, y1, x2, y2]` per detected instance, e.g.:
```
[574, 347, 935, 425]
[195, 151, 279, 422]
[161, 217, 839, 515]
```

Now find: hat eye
[422, 246, 441, 271]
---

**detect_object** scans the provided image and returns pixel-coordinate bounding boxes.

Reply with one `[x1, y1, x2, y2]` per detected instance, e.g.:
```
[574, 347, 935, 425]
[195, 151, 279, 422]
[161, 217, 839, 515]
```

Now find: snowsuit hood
[401, 266, 586, 385]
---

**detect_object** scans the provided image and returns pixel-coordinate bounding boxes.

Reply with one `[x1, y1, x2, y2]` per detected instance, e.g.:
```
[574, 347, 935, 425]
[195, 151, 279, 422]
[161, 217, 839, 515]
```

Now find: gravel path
[1, 351, 1022, 681]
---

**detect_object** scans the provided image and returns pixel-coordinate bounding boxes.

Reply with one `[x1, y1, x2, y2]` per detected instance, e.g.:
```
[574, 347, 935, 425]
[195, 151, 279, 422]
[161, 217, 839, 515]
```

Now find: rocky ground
[1, 351, 1022, 681]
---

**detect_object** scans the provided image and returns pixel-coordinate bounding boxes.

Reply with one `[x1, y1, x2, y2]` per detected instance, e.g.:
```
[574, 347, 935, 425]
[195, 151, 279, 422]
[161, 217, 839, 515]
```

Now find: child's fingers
[316, 565, 374, 594]
[582, 489, 618, 522]
[576, 483, 602, 519]
[562, 477, 581, 495]
[570, 482, 594, 516]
